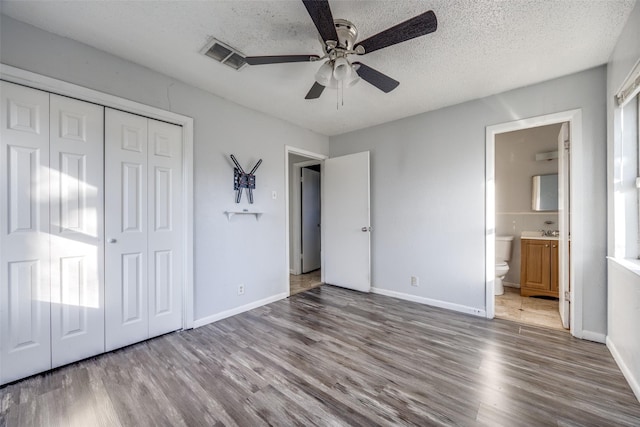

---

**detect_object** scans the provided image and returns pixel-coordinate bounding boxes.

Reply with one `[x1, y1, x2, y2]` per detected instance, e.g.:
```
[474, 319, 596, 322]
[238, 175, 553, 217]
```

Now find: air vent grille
[202, 38, 247, 71]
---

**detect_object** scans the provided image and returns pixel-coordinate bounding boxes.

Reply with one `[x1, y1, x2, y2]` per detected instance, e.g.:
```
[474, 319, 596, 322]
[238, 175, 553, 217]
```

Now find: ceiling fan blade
[353, 62, 399, 93]
[305, 82, 326, 99]
[355, 10, 437, 54]
[245, 55, 320, 65]
[301, 0, 339, 43]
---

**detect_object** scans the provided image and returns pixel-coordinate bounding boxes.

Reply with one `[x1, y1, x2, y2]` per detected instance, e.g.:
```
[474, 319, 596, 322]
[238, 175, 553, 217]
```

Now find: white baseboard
[580, 330, 606, 343]
[193, 292, 288, 328]
[289, 269, 295, 274]
[607, 336, 640, 402]
[371, 287, 486, 317]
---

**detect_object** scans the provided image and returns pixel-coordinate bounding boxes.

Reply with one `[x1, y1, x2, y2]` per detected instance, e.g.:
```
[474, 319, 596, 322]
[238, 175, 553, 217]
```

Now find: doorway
[286, 147, 327, 296]
[485, 109, 582, 337]
[492, 123, 567, 331]
[285, 146, 372, 296]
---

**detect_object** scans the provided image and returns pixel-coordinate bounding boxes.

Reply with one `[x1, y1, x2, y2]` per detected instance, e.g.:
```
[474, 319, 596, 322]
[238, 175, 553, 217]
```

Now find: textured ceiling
[0, 0, 635, 136]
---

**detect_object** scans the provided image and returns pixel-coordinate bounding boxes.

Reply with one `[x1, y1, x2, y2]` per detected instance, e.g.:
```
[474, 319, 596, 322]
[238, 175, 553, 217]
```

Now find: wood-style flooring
[495, 286, 565, 331]
[289, 269, 322, 296]
[2, 285, 639, 426]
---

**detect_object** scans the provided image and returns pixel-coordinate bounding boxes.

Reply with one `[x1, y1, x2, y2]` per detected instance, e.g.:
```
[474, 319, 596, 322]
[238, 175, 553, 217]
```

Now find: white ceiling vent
[201, 38, 247, 71]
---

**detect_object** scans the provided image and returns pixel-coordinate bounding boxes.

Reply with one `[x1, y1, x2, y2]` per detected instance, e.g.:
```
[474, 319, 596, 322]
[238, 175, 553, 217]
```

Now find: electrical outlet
[238, 284, 245, 295]
[411, 276, 419, 287]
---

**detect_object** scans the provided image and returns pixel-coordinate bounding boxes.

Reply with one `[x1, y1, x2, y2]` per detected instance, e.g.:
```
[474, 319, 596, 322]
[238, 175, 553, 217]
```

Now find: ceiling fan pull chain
[341, 79, 345, 107]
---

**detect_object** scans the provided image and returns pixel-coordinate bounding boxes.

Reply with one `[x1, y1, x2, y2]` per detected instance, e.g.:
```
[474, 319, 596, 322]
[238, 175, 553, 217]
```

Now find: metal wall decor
[230, 154, 262, 203]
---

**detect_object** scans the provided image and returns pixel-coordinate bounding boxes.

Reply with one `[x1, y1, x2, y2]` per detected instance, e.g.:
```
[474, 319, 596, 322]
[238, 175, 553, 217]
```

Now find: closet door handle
[108, 238, 117, 244]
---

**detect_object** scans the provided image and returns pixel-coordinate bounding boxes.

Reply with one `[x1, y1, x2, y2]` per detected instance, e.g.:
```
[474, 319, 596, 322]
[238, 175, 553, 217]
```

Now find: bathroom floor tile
[495, 287, 566, 331]
[290, 269, 322, 296]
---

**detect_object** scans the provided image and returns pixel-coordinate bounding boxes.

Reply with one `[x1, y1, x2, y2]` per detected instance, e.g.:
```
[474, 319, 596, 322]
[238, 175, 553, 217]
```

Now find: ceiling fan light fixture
[333, 57, 351, 81]
[345, 66, 360, 87]
[315, 60, 334, 86]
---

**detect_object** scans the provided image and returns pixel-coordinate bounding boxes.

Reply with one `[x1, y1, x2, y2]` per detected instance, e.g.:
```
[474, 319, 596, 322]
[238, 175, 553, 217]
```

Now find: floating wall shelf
[224, 210, 263, 221]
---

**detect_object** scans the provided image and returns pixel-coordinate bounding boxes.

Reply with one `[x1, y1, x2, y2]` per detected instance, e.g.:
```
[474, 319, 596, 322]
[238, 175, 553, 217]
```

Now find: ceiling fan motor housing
[333, 19, 358, 50]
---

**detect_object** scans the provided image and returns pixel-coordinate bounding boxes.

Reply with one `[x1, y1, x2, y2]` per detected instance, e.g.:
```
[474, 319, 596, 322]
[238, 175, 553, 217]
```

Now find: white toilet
[495, 235, 514, 296]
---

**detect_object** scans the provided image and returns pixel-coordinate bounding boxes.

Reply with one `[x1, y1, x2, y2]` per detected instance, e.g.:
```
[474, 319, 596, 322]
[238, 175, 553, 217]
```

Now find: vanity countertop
[521, 236, 559, 241]
[521, 231, 559, 241]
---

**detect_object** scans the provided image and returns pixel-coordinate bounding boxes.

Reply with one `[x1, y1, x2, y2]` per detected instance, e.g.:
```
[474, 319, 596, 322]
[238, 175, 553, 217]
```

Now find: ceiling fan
[244, 0, 438, 99]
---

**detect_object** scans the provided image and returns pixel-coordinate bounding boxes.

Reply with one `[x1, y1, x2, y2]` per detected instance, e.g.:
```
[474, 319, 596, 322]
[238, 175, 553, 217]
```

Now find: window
[614, 70, 640, 259]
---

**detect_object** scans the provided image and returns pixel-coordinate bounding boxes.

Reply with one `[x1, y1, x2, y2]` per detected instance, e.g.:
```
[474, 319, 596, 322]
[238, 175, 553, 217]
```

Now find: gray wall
[0, 15, 330, 322]
[330, 66, 607, 336]
[495, 124, 561, 285]
[606, 2, 640, 400]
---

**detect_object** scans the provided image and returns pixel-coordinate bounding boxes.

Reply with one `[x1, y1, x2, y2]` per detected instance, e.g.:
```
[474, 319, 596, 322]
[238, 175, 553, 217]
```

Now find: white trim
[608, 256, 640, 278]
[193, 292, 288, 328]
[371, 287, 486, 317]
[1, 64, 189, 126]
[1, 64, 196, 329]
[607, 336, 640, 402]
[485, 109, 583, 340]
[579, 330, 606, 343]
[284, 146, 328, 295]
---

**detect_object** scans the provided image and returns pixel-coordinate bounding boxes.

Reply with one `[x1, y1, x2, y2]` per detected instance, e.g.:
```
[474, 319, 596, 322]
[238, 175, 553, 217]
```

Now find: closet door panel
[0, 82, 51, 384]
[148, 120, 183, 338]
[105, 109, 149, 351]
[49, 94, 105, 368]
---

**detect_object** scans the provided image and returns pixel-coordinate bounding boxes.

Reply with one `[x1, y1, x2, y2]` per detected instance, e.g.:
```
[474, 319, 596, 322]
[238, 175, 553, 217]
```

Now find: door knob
[108, 238, 117, 243]
[361, 226, 371, 232]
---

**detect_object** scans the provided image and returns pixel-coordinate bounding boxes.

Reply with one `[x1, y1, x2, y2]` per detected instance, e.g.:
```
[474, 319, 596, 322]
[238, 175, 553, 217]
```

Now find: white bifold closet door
[105, 109, 183, 351]
[0, 82, 105, 383]
[49, 94, 105, 368]
[0, 82, 52, 384]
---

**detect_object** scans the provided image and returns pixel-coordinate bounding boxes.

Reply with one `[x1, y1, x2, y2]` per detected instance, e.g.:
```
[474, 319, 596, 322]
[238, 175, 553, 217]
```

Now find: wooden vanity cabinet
[520, 238, 559, 297]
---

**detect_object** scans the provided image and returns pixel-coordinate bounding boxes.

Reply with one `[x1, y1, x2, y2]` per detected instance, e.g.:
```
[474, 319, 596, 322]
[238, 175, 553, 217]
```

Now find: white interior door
[301, 167, 321, 273]
[105, 109, 149, 351]
[558, 122, 570, 329]
[324, 151, 371, 292]
[50, 94, 105, 367]
[0, 82, 52, 384]
[147, 119, 183, 338]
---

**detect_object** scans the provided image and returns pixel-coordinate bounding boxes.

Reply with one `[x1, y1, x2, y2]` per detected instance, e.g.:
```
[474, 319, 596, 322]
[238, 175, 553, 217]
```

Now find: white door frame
[485, 109, 582, 338]
[0, 64, 196, 329]
[291, 159, 323, 275]
[285, 146, 328, 292]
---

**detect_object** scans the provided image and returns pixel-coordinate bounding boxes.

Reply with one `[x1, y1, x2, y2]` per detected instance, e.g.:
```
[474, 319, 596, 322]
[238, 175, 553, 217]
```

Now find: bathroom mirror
[531, 174, 558, 211]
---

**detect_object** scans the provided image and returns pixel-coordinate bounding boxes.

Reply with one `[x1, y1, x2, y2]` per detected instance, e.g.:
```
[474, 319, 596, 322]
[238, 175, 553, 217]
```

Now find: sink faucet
[543, 230, 559, 237]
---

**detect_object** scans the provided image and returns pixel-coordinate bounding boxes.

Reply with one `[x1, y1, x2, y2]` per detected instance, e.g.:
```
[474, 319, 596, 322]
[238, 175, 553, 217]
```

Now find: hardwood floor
[2, 285, 639, 426]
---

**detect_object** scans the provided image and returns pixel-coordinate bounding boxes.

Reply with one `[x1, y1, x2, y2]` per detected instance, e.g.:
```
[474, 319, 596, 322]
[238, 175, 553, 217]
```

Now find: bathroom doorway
[485, 110, 581, 335]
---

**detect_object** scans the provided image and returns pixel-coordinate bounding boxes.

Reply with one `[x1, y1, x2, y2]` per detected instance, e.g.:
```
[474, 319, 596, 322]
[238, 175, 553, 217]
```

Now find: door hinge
[564, 140, 570, 150]
[564, 291, 571, 302]
[300, 176, 304, 182]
